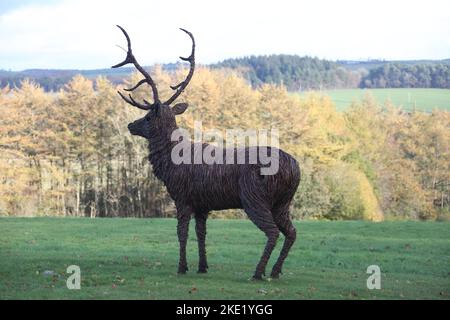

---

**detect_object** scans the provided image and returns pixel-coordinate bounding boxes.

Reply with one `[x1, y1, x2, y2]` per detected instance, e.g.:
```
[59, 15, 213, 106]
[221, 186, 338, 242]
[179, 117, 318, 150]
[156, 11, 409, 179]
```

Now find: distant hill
[0, 67, 131, 91]
[0, 63, 184, 91]
[1, 57, 449, 91]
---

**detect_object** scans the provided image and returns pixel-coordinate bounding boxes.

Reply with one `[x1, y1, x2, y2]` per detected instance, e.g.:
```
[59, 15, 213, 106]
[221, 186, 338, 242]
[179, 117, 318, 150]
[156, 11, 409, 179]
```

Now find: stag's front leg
[177, 207, 192, 274]
[195, 214, 208, 273]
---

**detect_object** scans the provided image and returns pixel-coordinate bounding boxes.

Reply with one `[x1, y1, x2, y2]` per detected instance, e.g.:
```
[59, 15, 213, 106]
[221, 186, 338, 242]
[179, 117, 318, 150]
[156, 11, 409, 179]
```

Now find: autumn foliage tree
[0, 68, 448, 220]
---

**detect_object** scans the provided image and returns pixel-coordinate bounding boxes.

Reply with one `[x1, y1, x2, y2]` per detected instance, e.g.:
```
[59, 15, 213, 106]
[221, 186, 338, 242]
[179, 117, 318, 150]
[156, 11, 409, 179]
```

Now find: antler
[112, 25, 159, 110]
[164, 28, 195, 106]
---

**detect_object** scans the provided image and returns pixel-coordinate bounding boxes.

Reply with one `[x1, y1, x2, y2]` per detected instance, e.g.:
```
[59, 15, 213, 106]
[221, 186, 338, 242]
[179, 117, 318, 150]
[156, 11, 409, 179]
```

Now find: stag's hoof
[197, 263, 208, 273]
[251, 274, 264, 281]
[178, 265, 189, 274]
[270, 269, 282, 279]
[198, 262, 208, 273]
[269, 272, 280, 279]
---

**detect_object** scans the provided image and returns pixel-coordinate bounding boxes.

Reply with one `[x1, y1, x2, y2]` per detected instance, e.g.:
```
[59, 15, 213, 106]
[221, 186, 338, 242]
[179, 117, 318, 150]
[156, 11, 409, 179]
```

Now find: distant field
[0, 218, 449, 299]
[301, 88, 450, 112]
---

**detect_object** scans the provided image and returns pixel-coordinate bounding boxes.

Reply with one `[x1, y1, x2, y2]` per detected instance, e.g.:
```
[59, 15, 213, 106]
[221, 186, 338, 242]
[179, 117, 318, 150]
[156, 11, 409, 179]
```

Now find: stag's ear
[172, 103, 188, 115]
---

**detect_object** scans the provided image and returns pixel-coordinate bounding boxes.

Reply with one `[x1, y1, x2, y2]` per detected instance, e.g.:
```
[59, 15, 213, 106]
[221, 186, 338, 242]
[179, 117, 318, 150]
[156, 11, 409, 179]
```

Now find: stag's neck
[147, 126, 177, 183]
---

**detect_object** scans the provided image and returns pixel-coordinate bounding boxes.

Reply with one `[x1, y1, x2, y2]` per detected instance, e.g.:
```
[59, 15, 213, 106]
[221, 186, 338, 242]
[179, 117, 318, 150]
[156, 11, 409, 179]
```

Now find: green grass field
[302, 88, 450, 112]
[0, 218, 449, 300]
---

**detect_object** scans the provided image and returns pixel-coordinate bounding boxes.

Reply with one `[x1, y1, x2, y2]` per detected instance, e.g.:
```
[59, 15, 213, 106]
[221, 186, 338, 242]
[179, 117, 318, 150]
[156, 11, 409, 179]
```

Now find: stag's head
[112, 25, 195, 139]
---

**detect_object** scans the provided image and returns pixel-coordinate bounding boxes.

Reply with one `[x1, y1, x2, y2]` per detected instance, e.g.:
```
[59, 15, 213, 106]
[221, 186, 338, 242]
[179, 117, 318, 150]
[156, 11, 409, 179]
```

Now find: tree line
[3, 57, 449, 93]
[360, 63, 450, 88]
[212, 55, 362, 90]
[213, 56, 450, 90]
[0, 67, 449, 220]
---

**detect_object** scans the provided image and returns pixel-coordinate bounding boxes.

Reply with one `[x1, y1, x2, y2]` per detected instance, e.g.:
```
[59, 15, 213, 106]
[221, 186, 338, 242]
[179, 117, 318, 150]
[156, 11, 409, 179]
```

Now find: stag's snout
[127, 118, 150, 139]
[127, 122, 135, 134]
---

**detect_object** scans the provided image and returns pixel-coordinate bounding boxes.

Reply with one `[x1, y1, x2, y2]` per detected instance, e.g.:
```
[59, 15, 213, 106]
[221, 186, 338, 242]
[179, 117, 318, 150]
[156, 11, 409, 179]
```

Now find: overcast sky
[0, 0, 449, 71]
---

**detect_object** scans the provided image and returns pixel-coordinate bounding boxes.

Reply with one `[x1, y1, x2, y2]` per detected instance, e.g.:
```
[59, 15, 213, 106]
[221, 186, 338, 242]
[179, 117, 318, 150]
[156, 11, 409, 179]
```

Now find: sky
[0, 0, 449, 71]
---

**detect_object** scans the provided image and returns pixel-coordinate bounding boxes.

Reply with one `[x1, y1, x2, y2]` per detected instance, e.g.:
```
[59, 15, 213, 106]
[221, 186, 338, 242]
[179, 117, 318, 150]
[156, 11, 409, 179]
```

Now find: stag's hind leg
[240, 175, 280, 280]
[195, 213, 208, 273]
[245, 207, 280, 280]
[270, 212, 296, 279]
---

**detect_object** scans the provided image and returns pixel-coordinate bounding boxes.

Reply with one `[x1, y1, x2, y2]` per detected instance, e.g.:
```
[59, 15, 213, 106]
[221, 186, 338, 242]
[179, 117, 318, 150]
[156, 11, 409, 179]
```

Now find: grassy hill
[300, 88, 450, 112]
[0, 218, 448, 299]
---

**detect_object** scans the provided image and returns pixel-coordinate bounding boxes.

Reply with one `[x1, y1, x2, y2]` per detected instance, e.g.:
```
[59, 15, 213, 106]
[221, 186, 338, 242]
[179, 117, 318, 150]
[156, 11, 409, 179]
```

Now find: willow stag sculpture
[112, 26, 301, 280]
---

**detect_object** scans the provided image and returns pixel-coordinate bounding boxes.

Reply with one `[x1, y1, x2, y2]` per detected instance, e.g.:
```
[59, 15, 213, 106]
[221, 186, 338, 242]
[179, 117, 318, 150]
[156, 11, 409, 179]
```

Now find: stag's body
[149, 137, 300, 213]
[114, 26, 300, 279]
